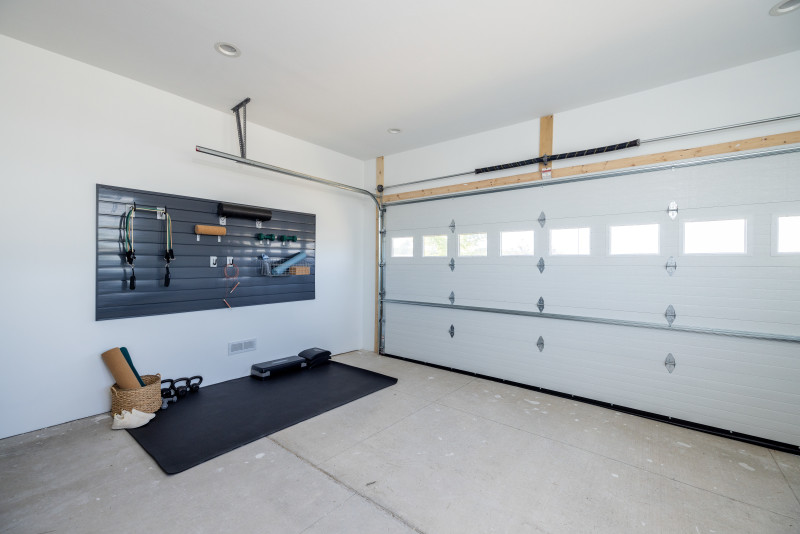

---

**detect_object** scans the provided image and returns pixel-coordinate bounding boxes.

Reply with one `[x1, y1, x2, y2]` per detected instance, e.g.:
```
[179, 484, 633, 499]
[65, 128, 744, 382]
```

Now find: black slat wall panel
[96, 184, 316, 320]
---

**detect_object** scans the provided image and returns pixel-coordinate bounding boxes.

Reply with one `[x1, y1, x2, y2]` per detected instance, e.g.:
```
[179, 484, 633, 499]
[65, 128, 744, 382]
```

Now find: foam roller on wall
[195, 225, 227, 236]
[217, 202, 273, 221]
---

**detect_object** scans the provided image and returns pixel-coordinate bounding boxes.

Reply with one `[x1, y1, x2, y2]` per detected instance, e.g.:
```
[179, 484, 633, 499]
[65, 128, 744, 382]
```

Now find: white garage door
[382, 148, 800, 448]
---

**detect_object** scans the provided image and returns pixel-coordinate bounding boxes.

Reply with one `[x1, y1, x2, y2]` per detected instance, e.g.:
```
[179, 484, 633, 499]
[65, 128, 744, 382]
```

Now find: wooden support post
[539, 115, 554, 172]
[374, 156, 384, 353]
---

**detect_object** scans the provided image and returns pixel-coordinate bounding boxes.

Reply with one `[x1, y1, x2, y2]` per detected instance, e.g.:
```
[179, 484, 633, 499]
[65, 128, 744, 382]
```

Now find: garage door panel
[523, 358, 800, 433]
[384, 310, 798, 444]
[388, 303, 798, 393]
[385, 304, 800, 444]
[383, 150, 800, 447]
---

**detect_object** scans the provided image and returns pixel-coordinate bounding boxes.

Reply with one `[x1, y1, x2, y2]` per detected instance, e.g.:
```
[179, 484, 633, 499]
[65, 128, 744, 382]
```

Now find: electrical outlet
[210, 256, 218, 267]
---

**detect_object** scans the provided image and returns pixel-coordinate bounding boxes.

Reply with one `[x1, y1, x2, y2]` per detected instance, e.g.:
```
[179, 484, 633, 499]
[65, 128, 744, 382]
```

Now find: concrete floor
[1, 351, 798, 533]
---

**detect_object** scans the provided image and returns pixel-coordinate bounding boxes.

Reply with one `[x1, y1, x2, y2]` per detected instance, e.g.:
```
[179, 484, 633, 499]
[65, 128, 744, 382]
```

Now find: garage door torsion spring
[474, 139, 641, 174]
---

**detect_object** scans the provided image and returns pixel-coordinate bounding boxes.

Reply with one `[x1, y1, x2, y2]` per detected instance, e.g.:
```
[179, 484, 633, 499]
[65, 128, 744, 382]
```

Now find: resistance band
[123, 204, 175, 290]
[124, 206, 137, 290]
[223, 261, 239, 308]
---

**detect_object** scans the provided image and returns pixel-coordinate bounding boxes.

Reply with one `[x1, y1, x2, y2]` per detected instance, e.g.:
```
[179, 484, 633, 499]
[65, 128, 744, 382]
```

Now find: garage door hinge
[537, 336, 544, 352]
[449, 258, 455, 271]
[449, 219, 456, 233]
[665, 353, 676, 373]
[379, 229, 387, 236]
[449, 325, 455, 338]
[449, 291, 455, 305]
[668, 201, 678, 220]
[665, 257, 677, 276]
[537, 297, 545, 312]
[665, 304, 676, 326]
[538, 212, 546, 228]
[537, 257, 545, 273]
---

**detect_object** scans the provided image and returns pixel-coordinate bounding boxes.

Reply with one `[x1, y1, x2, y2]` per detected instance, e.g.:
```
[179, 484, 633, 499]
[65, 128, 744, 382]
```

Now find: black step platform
[251, 355, 306, 379]
[251, 347, 332, 379]
[298, 347, 331, 368]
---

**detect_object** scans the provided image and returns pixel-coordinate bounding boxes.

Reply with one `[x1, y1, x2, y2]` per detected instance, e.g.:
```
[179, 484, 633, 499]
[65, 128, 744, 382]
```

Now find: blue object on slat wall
[96, 184, 315, 320]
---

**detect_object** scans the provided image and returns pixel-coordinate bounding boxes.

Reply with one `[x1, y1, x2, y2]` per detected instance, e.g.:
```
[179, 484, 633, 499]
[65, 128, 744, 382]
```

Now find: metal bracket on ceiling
[537, 257, 545, 274]
[537, 297, 545, 313]
[449, 258, 455, 272]
[449, 291, 455, 305]
[666, 257, 677, 276]
[537, 336, 544, 352]
[538, 212, 546, 228]
[232, 97, 251, 158]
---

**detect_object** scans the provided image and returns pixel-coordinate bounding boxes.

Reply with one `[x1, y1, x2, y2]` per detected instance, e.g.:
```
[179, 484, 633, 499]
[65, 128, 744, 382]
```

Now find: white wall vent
[229, 338, 257, 356]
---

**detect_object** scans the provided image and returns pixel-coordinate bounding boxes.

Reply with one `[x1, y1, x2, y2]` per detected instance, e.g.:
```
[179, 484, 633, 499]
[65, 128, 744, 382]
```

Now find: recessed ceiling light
[215, 42, 241, 57]
[387, 128, 402, 134]
[770, 0, 800, 15]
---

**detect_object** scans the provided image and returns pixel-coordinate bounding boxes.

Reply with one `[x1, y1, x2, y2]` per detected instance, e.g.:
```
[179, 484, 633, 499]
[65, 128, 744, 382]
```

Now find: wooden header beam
[382, 130, 800, 204]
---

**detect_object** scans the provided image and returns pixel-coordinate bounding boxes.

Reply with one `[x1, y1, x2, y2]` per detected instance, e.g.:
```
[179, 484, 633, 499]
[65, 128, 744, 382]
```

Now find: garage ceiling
[1, 1, 798, 159]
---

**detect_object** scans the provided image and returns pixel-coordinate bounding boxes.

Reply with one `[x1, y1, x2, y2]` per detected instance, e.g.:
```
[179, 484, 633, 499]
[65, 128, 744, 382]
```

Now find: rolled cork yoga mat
[101, 347, 142, 389]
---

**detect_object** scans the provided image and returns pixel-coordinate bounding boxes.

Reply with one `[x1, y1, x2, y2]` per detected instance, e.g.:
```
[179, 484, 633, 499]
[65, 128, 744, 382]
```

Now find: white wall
[363, 50, 800, 348]
[0, 35, 369, 439]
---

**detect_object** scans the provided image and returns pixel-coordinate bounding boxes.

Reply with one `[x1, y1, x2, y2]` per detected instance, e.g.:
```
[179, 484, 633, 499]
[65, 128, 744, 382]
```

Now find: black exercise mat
[127, 362, 397, 474]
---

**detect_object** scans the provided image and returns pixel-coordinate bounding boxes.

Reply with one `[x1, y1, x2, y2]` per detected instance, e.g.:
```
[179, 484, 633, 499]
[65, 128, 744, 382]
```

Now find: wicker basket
[110, 374, 161, 416]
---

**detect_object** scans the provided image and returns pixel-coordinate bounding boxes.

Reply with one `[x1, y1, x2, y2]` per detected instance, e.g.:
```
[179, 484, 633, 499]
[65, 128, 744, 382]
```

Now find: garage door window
[609, 224, 659, 255]
[459, 233, 487, 256]
[423, 235, 448, 257]
[501, 230, 534, 256]
[391, 237, 414, 257]
[777, 216, 800, 253]
[550, 228, 590, 255]
[684, 219, 746, 254]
